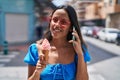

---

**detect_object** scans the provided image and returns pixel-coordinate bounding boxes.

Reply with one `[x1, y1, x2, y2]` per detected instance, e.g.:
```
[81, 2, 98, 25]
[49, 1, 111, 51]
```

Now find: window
[116, 0, 120, 4]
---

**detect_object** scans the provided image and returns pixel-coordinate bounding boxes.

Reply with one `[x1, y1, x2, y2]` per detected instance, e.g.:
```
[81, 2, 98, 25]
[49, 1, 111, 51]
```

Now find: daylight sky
[52, 0, 71, 6]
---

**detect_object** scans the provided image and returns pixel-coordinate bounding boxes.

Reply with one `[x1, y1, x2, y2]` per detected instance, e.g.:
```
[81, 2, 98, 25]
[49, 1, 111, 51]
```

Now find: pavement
[0, 36, 120, 80]
[84, 36, 120, 80]
[0, 67, 27, 80]
[0, 43, 29, 80]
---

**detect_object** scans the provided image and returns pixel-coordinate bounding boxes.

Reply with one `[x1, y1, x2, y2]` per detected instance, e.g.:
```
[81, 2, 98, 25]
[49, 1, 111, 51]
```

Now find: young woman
[24, 5, 91, 80]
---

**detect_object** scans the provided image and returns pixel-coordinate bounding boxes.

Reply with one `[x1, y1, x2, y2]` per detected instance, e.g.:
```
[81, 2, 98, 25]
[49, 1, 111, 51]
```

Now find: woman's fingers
[36, 59, 46, 71]
[36, 39, 47, 71]
[69, 40, 77, 46]
[36, 60, 46, 70]
[39, 53, 45, 60]
[69, 29, 81, 50]
[72, 30, 80, 41]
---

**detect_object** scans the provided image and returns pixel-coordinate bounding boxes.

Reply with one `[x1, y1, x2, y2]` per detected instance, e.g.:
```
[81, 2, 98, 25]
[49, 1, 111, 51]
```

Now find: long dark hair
[43, 5, 87, 51]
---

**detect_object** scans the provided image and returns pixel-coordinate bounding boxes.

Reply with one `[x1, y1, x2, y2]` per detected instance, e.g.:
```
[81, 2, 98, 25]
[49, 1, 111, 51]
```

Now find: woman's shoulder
[30, 43, 37, 47]
[28, 43, 37, 50]
[24, 43, 39, 66]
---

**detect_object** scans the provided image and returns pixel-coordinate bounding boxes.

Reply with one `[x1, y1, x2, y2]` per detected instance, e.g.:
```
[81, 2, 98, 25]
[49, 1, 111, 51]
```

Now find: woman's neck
[51, 38, 70, 48]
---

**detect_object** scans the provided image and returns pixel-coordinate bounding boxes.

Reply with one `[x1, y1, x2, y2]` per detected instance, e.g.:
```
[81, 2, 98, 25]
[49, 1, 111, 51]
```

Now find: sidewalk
[88, 56, 120, 80]
[0, 43, 29, 80]
[84, 36, 120, 80]
[0, 67, 27, 80]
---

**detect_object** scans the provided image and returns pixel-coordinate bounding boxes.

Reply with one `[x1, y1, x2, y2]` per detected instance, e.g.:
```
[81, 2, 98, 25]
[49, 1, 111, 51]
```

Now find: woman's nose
[55, 21, 61, 26]
[54, 21, 61, 28]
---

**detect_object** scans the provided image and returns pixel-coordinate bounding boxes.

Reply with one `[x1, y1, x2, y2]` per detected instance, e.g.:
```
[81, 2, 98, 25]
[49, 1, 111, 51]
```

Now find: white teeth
[52, 26, 63, 32]
[53, 29, 61, 31]
[53, 29, 61, 32]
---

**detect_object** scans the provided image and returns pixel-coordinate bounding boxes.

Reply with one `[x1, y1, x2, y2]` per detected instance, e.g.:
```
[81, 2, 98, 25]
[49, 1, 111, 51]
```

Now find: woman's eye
[61, 20, 67, 25]
[52, 18, 58, 23]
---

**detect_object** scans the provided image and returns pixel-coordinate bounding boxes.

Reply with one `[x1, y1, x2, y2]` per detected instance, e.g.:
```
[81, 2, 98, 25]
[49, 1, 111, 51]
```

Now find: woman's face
[50, 9, 71, 39]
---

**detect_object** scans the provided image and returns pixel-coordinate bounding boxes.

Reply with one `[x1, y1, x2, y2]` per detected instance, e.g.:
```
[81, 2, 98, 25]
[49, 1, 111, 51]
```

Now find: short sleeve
[75, 44, 91, 63]
[24, 43, 39, 66]
[82, 45, 91, 62]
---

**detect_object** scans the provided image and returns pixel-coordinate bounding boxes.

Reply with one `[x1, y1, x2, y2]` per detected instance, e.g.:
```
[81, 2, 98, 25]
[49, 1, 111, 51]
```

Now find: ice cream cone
[40, 38, 51, 65]
[42, 50, 49, 62]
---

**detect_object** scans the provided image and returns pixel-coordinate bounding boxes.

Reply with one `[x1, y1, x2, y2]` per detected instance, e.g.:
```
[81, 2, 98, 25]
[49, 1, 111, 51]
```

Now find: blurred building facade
[0, 0, 35, 46]
[0, 0, 56, 46]
[104, 0, 120, 29]
[1, 0, 120, 46]
[66, 0, 120, 29]
[34, 0, 56, 40]
[66, 0, 103, 26]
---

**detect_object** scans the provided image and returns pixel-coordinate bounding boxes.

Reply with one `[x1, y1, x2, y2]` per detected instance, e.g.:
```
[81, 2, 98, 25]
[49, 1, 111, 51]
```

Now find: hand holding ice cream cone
[37, 38, 51, 66]
[41, 38, 51, 62]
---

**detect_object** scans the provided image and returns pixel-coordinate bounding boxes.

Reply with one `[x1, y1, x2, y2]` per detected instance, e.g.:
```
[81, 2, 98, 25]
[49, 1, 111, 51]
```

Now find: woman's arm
[27, 59, 46, 80]
[28, 65, 40, 80]
[69, 29, 89, 80]
[76, 50, 89, 80]
[27, 51, 46, 80]
[25, 39, 46, 80]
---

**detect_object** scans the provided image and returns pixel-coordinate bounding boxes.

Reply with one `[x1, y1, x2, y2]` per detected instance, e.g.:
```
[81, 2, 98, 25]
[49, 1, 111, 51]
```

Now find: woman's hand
[35, 53, 46, 73]
[69, 30, 88, 80]
[69, 29, 82, 55]
[36, 40, 46, 73]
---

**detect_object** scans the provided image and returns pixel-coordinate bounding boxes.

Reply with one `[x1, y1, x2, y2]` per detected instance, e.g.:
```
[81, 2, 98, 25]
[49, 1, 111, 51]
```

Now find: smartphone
[72, 26, 76, 41]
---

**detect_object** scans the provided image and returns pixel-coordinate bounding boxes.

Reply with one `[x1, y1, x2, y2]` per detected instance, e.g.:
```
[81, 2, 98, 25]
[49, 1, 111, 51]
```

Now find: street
[0, 36, 120, 80]
[87, 41, 117, 65]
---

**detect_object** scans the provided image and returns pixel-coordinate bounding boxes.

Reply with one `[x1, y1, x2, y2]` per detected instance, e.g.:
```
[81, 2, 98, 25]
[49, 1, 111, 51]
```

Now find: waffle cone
[42, 50, 49, 61]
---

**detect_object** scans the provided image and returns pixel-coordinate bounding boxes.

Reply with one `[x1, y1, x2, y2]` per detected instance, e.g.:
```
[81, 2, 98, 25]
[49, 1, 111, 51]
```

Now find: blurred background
[0, 0, 120, 80]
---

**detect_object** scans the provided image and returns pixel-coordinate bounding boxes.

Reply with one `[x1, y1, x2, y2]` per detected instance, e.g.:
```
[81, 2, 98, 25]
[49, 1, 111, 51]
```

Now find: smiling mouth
[53, 28, 63, 33]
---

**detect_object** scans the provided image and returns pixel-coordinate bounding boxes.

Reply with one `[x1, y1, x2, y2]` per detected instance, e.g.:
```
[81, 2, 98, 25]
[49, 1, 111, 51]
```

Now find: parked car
[92, 26, 103, 38]
[86, 27, 93, 36]
[81, 26, 88, 35]
[97, 28, 120, 42]
[115, 32, 120, 45]
[81, 26, 93, 36]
